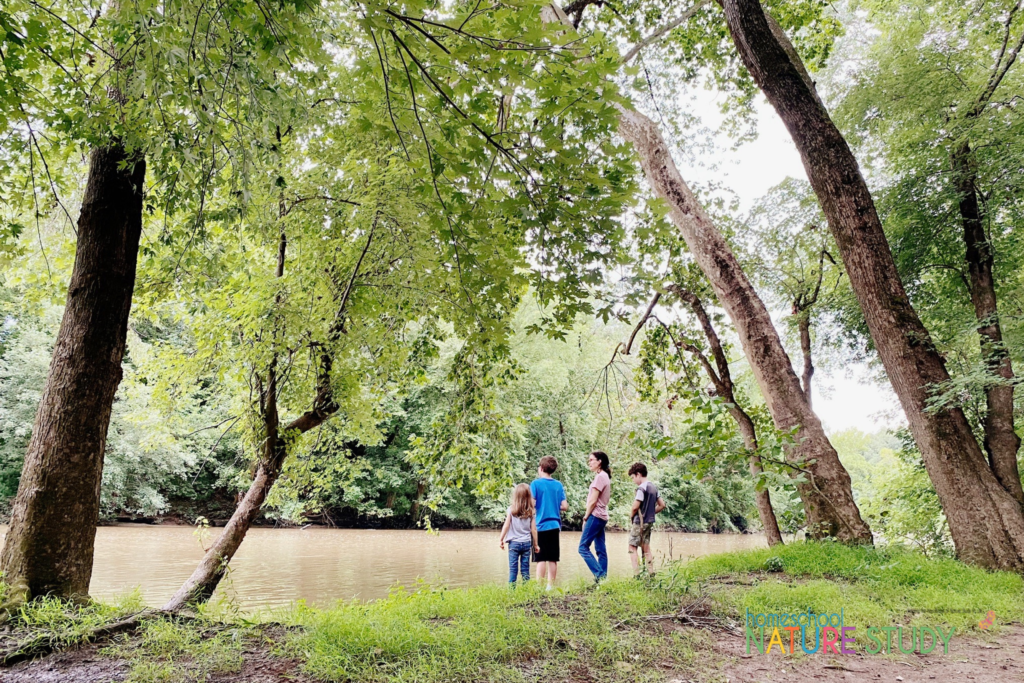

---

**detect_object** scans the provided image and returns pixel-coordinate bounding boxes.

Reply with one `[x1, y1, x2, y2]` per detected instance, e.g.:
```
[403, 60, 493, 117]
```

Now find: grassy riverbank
[4, 542, 1024, 682]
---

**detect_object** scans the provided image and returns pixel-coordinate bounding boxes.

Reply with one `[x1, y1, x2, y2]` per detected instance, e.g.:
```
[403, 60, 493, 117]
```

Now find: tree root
[0, 583, 30, 626]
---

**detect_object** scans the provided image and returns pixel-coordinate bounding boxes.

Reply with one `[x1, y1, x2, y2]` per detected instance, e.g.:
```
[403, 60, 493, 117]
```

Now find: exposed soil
[1, 643, 128, 683]
[692, 623, 1024, 683]
[4, 603, 1022, 682]
[0, 628, 313, 683]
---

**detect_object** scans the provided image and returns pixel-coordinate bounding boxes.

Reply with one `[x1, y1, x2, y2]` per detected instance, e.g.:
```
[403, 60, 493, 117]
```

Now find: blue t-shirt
[531, 477, 566, 532]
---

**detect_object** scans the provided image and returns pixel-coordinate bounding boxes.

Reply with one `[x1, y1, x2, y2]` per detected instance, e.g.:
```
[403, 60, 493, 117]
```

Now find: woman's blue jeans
[578, 515, 608, 580]
[508, 541, 531, 583]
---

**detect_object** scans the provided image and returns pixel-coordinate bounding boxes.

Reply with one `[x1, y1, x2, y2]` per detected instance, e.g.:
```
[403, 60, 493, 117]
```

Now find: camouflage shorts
[628, 521, 654, 548]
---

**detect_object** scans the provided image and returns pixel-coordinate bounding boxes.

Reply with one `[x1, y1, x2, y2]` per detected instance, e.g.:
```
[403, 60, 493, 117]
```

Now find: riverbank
[4, 542, 1023, 682]
[0, 526, 767, 608]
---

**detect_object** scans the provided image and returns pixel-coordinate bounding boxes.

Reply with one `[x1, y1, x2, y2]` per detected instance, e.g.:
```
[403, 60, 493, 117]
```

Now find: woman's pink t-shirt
[590, 470, 611, 520]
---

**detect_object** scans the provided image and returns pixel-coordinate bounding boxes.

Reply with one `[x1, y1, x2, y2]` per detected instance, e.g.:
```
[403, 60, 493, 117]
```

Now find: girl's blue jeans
[579, 515, 608, 579]
[508, 541, 531, 583]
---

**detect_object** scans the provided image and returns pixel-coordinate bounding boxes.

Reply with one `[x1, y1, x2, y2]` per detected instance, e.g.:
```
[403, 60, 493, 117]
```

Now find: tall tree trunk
[410, 481, 427, 522]
[0, 145, 145, 601]
[542, 2, 870, 543]
[798, 314, 813, 407]
[722, 0, 1024, 570]
[613, 107, 870, 544]
[952, 141, 1023, 505]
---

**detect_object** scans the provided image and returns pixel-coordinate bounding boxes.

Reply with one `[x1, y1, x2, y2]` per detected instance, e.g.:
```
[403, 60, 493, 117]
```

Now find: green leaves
[829, 0, 1024, 417]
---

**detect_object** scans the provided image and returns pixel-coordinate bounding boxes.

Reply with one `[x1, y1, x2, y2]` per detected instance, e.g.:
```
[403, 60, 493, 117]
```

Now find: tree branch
[621, 0, 710, 63]
[664, 284, 732, 393]
[975, 2, 1024, 113]
[623, 291, 661, 354]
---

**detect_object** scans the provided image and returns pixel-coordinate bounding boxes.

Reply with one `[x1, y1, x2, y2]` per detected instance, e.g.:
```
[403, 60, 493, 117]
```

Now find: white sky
[673, 90, 903, 435]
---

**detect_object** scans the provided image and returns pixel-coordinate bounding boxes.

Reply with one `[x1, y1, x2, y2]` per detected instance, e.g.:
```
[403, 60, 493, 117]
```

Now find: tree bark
[952, 141, 1023, 505]
[616, 104, 870, 542]
[0, 145, 145, 601]
[666, 285, 785, 546]
[722, 0, 1024, 570]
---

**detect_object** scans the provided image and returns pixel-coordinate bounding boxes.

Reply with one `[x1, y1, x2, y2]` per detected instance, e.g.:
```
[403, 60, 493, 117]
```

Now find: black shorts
[534, 528, 560, 562]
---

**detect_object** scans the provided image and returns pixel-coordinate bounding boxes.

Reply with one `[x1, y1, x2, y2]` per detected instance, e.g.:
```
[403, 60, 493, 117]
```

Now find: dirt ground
[694, 624, 1024, 683]
[0, 635, 314, 683]
[3, 623, 1023, 682]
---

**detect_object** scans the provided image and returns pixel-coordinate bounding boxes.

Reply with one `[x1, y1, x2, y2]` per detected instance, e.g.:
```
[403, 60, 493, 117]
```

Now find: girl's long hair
[591, 450, 611, 476]
[511, 483, 535, 519]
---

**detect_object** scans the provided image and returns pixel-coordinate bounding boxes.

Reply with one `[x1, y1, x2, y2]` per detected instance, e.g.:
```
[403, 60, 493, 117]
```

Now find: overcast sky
[674, 89, 903, 435]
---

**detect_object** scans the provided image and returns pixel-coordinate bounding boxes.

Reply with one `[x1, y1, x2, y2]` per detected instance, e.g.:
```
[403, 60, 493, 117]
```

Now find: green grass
[659, 541, 1024, 645]
[7, 542, 1024, 682]
[108, 618, 248, 683]
[1, 590, 146, 652]
[278, 579, 703, 682]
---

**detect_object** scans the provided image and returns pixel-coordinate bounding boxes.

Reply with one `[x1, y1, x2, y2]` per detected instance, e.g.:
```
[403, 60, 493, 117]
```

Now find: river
[0, 526, 768, 611]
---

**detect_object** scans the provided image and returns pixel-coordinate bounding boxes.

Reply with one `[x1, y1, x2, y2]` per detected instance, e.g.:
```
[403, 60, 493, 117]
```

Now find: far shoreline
[89, 517, 770, 535]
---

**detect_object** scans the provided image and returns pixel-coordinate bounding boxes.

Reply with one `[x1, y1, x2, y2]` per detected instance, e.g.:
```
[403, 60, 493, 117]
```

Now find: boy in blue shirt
[530, 456, 568, 591]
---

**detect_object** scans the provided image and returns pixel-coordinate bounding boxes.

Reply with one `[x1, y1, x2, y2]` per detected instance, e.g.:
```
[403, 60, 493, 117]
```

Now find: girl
[499, 483, 540, 585]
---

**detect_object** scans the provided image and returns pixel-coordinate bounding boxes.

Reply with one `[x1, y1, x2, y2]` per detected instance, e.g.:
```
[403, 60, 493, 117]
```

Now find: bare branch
[975, 2, 1024, 113]
[623, 292, 661, 354]
[664, 283, 732, 393]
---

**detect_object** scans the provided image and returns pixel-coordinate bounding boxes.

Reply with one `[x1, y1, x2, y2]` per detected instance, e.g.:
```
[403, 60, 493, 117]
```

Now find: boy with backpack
[628, 462, 666, 576]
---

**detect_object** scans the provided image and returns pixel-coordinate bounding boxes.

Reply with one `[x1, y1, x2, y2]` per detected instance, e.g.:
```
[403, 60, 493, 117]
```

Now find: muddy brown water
[0, 526, 766, 611]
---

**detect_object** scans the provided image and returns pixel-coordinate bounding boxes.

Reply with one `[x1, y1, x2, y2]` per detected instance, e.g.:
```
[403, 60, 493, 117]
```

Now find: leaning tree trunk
[164, 228, 343, 610]
[162, 387, 336, 610]
[163, 450, 284, 609]
[730, 404, 785, 547]
[615, 106, 871, 542]
[0, 145, 146, 601]
[541, 2, 870, 543]
[722, 0, 1024, 570]
[952, 141, 1023, 505]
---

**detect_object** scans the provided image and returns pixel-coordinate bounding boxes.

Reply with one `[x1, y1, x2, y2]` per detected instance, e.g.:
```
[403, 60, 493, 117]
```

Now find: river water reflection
[0, 526, 767, 610]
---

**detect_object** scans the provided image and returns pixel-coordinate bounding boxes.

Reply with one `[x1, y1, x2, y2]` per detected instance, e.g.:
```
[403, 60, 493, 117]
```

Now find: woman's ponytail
[591, 450, 611, 476]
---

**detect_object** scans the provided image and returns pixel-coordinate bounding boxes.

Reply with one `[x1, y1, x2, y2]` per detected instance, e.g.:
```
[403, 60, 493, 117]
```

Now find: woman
[579, 450, 611, 582]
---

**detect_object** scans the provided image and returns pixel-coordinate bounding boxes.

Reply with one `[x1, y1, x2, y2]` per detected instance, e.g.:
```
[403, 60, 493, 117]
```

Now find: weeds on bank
[0, 590, 145, 653]
[658, 541, 1024, 644]
[107, 617, 248, 683]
